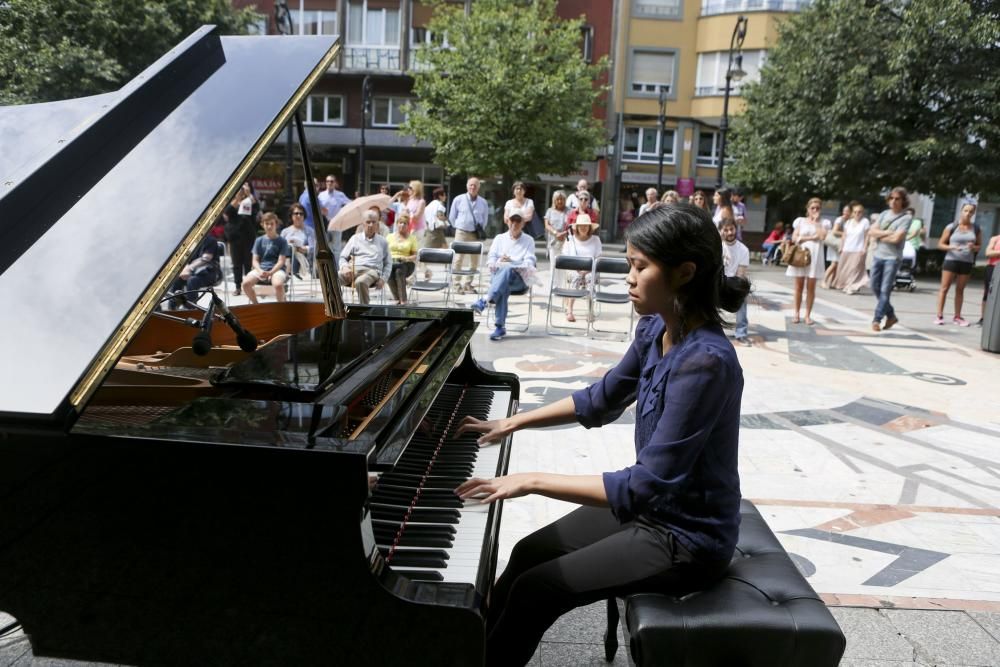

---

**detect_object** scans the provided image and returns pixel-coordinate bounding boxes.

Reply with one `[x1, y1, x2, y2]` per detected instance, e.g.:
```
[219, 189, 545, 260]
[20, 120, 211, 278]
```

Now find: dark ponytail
[627, 204, 751, 329]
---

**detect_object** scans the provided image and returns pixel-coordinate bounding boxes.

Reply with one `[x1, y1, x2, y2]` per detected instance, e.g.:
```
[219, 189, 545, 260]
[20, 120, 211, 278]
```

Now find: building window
[372, 96, 409, 127]
[623, 126, 676, 164]
[695, 50, 765, 96]
[305, 95, 345, 125]
[368, 162, 444, 193]
[701, 0, 813, 17]
[696, 131, 720, 167]
[633, 0, 683, 19]
[345, 0, 402, 70]
[289, 9, 337, 35]
[629, 50, 676, 97]
[580, 25, 594, 64]
[347, 0, 400, 45]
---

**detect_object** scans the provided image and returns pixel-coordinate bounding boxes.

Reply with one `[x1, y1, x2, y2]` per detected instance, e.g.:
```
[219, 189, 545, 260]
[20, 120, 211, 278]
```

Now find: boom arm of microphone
[191, 299, 216, 356]
[211, 293, 259, 352]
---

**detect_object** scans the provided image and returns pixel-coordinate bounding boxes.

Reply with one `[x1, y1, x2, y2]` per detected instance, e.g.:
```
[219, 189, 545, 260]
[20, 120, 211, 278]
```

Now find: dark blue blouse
[572, 315, 743, 561]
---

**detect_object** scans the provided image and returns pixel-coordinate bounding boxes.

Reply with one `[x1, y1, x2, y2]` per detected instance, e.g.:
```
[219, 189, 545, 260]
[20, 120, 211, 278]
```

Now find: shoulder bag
[779, 238, 811, 268]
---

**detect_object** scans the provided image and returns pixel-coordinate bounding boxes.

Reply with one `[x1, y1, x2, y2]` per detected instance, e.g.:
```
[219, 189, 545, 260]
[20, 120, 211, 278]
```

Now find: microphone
[191, 299, 216, 356]
[211, 293, 259, 352]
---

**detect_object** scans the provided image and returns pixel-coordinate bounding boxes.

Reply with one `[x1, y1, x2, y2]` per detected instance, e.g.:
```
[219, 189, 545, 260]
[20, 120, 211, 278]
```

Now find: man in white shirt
[448, 177, 490, 293]
[320, 175, 351, 259]
[471, 210, 536, 341]
[339, 212, 391, 304]
[638, 188, 659, 216]
[566, 179, 600, 212]
[721, 219, 751, 346]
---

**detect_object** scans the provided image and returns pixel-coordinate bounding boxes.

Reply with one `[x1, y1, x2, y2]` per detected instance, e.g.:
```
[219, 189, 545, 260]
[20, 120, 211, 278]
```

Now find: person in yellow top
[386, 213, 419, 304]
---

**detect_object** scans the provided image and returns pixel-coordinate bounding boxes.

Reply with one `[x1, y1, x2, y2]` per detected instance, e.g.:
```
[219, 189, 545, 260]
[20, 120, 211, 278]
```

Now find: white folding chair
[546, 255, 595, 336]
[411, 248, 455, 306]
[590, 257, 634, 339]
[449, 240, 484, 303]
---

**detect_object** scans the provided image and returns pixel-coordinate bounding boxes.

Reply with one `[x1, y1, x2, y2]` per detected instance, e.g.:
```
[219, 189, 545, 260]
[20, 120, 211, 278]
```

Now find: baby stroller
[895, 244, 917, 292]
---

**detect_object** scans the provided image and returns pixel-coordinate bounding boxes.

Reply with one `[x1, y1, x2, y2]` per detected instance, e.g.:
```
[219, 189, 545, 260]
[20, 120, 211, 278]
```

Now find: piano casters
[153, 288, 259, 354]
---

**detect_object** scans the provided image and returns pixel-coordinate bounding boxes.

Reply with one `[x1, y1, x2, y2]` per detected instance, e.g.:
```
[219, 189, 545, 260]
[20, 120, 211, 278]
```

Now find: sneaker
[464, 284, 477, 295]
[977, 318, 984, 326]
[883, 316, 899, 330]
[933, 316, 945, 325]
[953, 316, 970, 327]
[489, 326, 507, 341]
[871, 322, 881, 332]
[470, 298, 487, 314]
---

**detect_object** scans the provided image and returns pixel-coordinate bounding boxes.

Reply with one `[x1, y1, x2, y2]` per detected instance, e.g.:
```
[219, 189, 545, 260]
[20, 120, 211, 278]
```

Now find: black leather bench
[604, 500, 846, 666]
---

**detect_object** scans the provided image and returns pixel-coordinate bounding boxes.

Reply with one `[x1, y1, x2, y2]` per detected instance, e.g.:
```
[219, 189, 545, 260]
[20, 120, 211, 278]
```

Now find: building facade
[606, 0, 814, 236]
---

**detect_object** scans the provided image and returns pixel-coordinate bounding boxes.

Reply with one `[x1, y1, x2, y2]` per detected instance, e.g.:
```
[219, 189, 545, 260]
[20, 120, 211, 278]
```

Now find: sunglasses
[292, 211, 305, 216]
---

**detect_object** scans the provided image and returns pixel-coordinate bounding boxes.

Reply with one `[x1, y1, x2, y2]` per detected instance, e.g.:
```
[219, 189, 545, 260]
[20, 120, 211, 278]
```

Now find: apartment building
[608, 0, 813, 234]
[235, 0, 613, 225]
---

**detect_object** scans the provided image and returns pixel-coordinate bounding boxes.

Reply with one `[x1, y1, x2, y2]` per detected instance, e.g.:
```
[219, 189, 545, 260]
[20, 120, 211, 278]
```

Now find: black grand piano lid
[0, 26, 339, 426]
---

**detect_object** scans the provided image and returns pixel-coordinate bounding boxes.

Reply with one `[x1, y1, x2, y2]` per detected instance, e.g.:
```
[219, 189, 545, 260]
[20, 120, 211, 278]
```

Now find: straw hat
[570, 212, 599, 230]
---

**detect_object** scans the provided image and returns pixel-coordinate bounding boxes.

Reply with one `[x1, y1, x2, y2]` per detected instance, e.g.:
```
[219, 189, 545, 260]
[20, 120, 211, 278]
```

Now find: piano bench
[605, 500, 846, 666]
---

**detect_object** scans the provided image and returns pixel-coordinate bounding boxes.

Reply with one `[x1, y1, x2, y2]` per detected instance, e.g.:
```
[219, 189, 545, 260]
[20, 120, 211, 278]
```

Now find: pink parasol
[326, 194, 392, 232]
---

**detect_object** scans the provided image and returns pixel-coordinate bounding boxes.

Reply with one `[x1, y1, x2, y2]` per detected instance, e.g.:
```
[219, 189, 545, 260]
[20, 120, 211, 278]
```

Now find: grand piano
[0, 27, 517, 665]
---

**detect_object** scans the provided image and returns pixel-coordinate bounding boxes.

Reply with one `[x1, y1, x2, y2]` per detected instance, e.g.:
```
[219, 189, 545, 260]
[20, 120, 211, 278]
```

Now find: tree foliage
[0, 0, 261, 105]
[401, 0, 608, 183]
[728, 0, 1000, 199]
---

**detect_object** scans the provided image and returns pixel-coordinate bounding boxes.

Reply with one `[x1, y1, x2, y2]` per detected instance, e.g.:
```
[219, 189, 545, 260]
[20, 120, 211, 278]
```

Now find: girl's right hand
[455, 416, 511, 446]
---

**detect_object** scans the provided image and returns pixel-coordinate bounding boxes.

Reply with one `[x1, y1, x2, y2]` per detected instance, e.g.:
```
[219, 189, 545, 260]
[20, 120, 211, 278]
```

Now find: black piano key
[371, 519, 456, 536]
[391, 569, 444, 582]
[370, 504, 461, 524]
[377, 472, 470, 488]
[381, 534, 453, 549]
[380, 549, 449, 569]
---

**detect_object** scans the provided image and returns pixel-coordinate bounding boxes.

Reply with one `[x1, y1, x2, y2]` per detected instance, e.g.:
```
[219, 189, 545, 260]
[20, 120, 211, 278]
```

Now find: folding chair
[486, 275, 533, 333]
[590, 257, 633, 339]
[546, 255, 594, 336]
[411, 248, 454, 306]
[449, 240, 484, 303]
[286, 248, 316, 301]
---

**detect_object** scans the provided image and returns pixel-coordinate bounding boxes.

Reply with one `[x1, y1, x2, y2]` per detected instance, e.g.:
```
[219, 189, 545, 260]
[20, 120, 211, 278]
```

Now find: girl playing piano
[456, 203, 750, 667]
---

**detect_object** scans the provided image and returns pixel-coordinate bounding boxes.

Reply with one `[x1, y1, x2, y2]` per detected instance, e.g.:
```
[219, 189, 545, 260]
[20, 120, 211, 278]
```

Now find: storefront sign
[677, 178, 695, 197]
[538, 161, 599, 184]
[620, 171, 662, 185]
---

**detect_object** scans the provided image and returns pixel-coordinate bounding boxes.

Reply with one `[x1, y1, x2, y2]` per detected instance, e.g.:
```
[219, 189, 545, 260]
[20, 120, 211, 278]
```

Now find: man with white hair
[566, 179, 600, 212]
[448, 176, 490, 293]
[638, 188, 659, 216]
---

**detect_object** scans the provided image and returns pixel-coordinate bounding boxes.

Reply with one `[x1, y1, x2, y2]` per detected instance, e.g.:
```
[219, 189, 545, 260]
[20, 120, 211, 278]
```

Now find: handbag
[823, 233, 842, 252]
[779, 239, 811, 268]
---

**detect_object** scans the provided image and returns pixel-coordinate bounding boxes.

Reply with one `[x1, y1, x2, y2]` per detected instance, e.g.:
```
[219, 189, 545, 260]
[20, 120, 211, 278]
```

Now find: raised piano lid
[0, 26, 339, 429]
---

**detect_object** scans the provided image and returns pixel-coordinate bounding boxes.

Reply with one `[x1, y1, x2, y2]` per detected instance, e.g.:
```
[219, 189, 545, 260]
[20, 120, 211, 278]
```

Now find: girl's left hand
[455, 473, 535, 504]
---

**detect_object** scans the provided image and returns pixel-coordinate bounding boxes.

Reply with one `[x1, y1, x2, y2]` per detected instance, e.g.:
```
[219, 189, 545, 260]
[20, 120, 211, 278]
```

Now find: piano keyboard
[368, 385, 512, 586]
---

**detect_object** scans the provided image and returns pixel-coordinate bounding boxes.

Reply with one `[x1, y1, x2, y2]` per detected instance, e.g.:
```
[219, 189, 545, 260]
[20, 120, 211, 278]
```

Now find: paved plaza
[2, 258, 999, 666]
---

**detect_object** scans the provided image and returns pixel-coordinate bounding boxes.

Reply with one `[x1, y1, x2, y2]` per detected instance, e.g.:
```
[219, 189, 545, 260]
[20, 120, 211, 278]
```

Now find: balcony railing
[700, 0, 812, 16]
[343, 46, 401, 71]
[694, 85, 745, 96]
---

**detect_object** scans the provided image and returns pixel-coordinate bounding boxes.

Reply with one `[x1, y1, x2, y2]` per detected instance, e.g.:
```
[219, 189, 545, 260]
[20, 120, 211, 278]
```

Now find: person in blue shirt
[456, 203, 751, 667]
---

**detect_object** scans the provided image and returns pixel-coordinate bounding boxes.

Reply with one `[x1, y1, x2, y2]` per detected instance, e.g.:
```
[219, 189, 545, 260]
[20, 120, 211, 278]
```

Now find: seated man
[470, 210, 536, 341]
[168, 235, 222, 309]
[281, 202, 316, 278]
[242, 212, 291, 304]
[339, 211, 391, 304]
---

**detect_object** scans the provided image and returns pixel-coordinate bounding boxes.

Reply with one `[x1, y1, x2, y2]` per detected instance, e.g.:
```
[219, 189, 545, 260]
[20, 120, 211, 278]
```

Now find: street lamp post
[656, 86, 668, 193]
[275, 1, 295, 206]
[716, 15, 748, 190]
[359, 76, 373, 196]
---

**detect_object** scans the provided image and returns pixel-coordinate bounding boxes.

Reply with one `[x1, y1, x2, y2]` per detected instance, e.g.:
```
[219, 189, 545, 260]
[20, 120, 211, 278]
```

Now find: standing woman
[935, 203, 981, 326]
[406, 180, 427, 242]
[225, 183, 257, 296]
[690, 190, 711, 213]
[660, 190, 680, 205]
[981, 232, 1000, 325]
[831, 202, 870, 294]
[785, 198, 828, 324]
[544, 190, 570, 259]
[712, 188, 734, 231]
[456, 204, 750, 667]
[504, 181, 535, 228]
[822, 205, 850, 289]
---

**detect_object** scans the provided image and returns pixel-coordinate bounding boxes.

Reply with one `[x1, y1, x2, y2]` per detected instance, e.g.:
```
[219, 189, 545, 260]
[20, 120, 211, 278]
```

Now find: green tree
[401, 0, 608, 185]
[727, 0, 1000, 199]
[0, 0, 261, 105]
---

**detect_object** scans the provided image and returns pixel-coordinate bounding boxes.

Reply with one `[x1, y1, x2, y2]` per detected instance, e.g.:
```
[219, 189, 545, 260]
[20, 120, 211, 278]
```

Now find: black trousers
[485, 506, 728, 667]
[228, 235, 254, 290]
